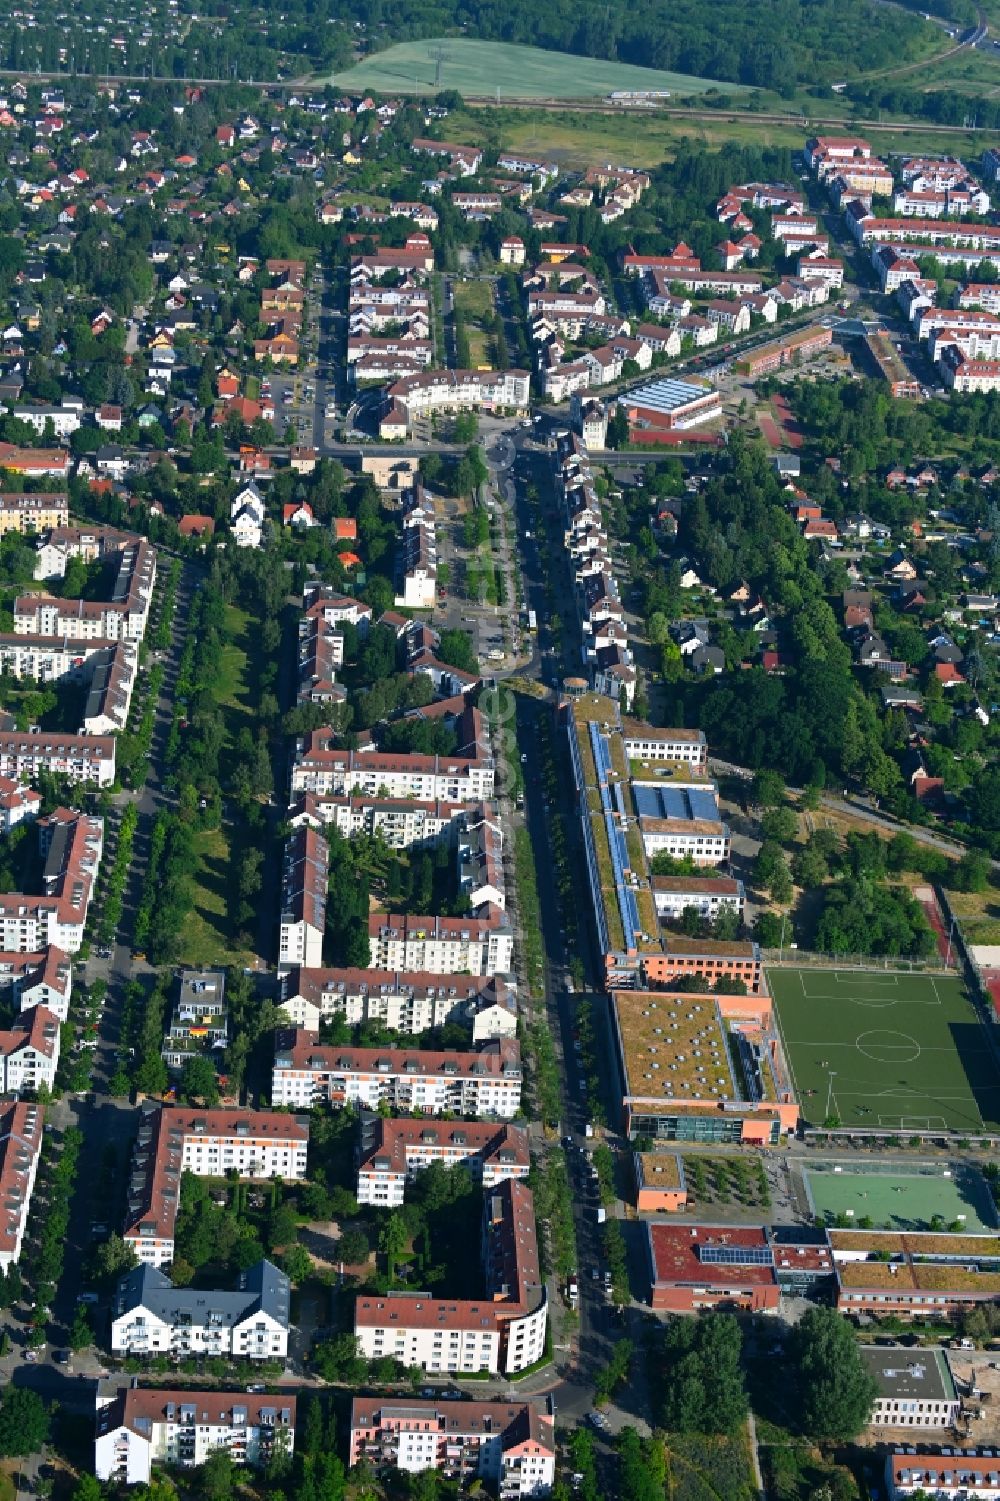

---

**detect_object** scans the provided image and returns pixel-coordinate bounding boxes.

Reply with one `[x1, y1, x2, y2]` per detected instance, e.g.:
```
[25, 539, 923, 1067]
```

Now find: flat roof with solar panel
[648, 1223, 779, 1288]
[624, 376, 715, 414]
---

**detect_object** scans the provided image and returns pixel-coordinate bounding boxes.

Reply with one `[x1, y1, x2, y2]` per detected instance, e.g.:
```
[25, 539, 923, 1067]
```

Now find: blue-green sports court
[803, 1160, 999, 1231]
[769, 966, 1000, 1133]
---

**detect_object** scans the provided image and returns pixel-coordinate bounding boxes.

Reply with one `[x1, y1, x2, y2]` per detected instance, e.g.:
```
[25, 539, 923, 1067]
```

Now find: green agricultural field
[330, 38, 747, 101]
[769, 965, 1000, 1133]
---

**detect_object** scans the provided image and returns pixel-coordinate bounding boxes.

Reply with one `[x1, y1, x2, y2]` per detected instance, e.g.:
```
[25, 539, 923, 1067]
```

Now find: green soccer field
[329, 39, 747, 100]
[768, 966, 1000, 1133]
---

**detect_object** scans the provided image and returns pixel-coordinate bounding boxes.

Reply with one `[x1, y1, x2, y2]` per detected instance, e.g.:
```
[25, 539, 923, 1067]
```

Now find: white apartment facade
[349, 1398, 556, 1497]
[368, 914, 514, 976]
[291, 737, 494, 801]
[271, 1033, 522, 1116]
[0, 1004, 60, 1093]
[277, 966, 517, 1039]
[651, 875, 745, 922]
[123, 1108, 310, 1268]
[110, 1260, 290, 1361]
[95, 1382, 296, 1487]
[0, 948, 72, 1020]
[356, 1117, 530, 1208]
[621, 722, 709, 767]
[289, 792, 467, 850]
[0, 1101, 44, 1270]
[638, 818, 731, 866]
[0, 731, 115, 787]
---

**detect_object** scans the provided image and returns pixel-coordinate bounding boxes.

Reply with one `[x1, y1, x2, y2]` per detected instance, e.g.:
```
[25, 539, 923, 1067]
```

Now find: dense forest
[845, 80, 1000, 128]
[0, 0, 936, 87]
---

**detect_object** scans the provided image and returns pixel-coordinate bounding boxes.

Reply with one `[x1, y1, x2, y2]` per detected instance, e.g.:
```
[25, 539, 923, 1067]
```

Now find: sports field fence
[762, 949, 953, 974]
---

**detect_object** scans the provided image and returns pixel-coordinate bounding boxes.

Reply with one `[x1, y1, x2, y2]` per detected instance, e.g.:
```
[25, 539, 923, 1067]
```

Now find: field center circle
[856, 1030, 921, 1063]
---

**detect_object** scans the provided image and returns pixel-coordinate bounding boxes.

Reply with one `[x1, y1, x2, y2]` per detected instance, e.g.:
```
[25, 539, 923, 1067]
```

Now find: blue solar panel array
[632, 785, 719, 822]
[588, 721, 641, 943]
[736, 1033, 765, 1104]
[699, 1243, 774, 1266]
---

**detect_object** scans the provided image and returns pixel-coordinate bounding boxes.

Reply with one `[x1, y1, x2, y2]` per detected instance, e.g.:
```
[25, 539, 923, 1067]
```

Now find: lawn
[803, 1159, 998, 1231]
[453, 279, 494, 321]
[769, 964, 1000, 1132]
[219, 604, 253, 726]
[178, 824, 256, 970]
[453, 278, 497, 367]
[329, 38, 746, 100]
[178, 604, 257, 969]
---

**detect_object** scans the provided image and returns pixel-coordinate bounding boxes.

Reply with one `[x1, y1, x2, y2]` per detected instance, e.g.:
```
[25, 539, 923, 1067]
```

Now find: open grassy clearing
[218, 604, 253, 725]
[179, 824, 257, 970]
[770, 965, 1000, 1132]
[178, 603, 256, 969]
[440, 105, 997, 171]
[331, 38, 745, 100]
[453, 276, 496, 368]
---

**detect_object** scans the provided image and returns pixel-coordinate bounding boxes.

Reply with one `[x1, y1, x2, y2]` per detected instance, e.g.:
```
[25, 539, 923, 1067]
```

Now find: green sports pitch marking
[769, 965, 1000, 1132]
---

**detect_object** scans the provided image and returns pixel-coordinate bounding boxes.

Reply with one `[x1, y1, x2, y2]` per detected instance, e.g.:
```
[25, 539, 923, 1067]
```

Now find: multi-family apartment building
[0, 1100, 44, 1269]
[941, 345, 1000, 394]
[95, 1379, 296, 1487]
[355, 1178, 547, 1376]
[291, 735, 494, 801]
[0, 493, 68, 536]
[457, 815, 505, 914]
[277, 966, 517, 1039]
[0, 777, 39, 834]
[123, 1106, 310, 1267]
[296, 614, 346, 708]
[15, 536, 155, 640]
[886, 1448, 1000, 1498]
[300, 584, 372, 637]
[271, 1032, 522, 1116]
[110, 1259, 290, 1361]
[0, 635, 137, 731]
[278, 825, 328, 970]
[348, 1397, 555, 1496]
[288, 791, 473, 850]
[0, 729, 115, 787]
[395, 484, 438, 610]
[0, 1004, 60, 1093]
[851, 215, 1000, 252]
[368, 913, 513, 976]
[555, 433, 636, 706]
[0, 947, 72, 1020]
[6, 398, 83, 438]
[160, 970, 227, 1072]
[356, 1115, 530, 1206]
[33, 523, 121, 580]
[380, 369, 531, 439]
[804, 135, 872, 174]
[0, 809, 103, 952]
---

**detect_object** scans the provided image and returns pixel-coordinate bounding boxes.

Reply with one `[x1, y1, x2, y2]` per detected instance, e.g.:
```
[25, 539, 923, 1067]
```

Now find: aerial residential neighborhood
[6, 7, 1000, 1501]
